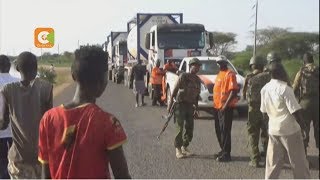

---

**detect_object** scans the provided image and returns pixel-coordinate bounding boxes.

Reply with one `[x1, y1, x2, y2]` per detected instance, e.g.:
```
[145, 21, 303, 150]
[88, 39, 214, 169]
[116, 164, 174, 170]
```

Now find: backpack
[300, 65, 319, 97]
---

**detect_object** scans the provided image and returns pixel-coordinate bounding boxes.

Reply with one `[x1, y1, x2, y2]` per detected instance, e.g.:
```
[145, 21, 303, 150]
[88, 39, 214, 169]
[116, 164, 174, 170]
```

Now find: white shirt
[260, 79, 301, 136]
[0, 73, 20, 138]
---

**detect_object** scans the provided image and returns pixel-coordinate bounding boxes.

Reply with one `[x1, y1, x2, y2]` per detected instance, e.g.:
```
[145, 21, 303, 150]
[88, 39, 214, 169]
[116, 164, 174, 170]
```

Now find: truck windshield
[158, 32, 205, 49]
[198, 60, 237, 75]
[119, 43, 127, 55]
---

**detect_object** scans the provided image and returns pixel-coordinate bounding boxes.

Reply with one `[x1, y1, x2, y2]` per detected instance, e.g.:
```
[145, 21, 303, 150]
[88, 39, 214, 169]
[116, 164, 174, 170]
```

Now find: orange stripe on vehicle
[198, 75, 213, 85]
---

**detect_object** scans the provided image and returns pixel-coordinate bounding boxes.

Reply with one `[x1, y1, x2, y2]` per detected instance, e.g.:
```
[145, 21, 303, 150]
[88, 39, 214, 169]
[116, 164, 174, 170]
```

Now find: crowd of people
[0, 46, 318, 179]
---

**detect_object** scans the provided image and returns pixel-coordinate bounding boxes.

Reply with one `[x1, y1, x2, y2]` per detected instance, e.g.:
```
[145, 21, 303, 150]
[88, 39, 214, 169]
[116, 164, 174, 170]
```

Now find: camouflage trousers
[174, 103, 194, 148]
[300, 97, 319, 149]
[8, 160, 41, 179]
[247, 105, 268, 163]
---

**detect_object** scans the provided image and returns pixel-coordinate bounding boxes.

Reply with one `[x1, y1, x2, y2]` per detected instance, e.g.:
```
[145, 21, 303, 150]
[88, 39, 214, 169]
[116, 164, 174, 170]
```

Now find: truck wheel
[108, 70, 112, 81]
[116, 77, 121, 84]
[166, 87, 171, 106]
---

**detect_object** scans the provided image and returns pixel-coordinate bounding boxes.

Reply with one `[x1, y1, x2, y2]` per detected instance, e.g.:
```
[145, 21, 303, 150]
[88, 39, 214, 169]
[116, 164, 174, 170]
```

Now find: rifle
[157, 100, 177, 140]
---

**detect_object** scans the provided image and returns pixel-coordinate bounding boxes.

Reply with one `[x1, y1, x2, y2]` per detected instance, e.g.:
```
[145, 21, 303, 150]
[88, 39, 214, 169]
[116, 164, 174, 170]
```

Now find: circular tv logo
[34, 28, 54, 48]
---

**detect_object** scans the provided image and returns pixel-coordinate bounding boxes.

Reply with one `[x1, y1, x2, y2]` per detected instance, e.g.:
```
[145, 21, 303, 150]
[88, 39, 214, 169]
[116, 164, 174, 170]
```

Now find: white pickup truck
[164, 56, 247, 113]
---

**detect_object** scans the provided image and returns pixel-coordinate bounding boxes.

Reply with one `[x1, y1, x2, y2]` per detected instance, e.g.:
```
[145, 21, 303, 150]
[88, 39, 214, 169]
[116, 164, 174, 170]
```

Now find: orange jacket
[213, 69, 239, 109]
[150, 67, 164, 85]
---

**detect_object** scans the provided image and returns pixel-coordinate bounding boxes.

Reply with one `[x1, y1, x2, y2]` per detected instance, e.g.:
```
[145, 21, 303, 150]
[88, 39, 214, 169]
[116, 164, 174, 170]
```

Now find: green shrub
[282, 59, 303, 83]
[38, 67, 57, 84]
[231, 51, 252, 75]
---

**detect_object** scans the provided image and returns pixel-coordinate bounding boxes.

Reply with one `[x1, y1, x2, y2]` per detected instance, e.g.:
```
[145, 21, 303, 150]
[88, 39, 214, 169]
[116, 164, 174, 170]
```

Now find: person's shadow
[187, 154, 251, 162]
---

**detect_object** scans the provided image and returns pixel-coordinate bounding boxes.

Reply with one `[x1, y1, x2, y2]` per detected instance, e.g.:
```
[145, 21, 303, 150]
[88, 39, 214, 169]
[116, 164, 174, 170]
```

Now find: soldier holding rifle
[167, 58, 201, 159]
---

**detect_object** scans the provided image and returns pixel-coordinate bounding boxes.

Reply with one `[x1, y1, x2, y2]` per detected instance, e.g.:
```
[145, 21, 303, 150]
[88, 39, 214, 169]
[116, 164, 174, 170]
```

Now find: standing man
[213, 55, 239, 162]
[261, 62, 310, 179]
[131, 60, 147, 107]
[293, 52, 319, 151]
[167, 58, 201, 159]
[150, 60, 165, 106]
[0, 52, 53, 179]
[161, 59, 178, 103]
[243, 56, 269, 167]
[0, 55, 19, 179]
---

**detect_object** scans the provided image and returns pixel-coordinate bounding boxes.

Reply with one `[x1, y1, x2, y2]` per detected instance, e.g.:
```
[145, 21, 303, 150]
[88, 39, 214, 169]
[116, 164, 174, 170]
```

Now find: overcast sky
[0, 0, 319, 56]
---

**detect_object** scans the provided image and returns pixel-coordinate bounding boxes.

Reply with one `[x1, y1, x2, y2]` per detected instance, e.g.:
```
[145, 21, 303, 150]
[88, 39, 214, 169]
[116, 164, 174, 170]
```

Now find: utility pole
[253, 0, 258, 57]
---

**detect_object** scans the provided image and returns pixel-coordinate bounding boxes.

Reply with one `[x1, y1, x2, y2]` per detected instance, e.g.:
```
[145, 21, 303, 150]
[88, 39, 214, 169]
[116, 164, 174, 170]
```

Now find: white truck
[106, 31, 128, 83]
[123, 13, 183, 89]
[165, 56, 247, 113]
[123, 13, 213, 95]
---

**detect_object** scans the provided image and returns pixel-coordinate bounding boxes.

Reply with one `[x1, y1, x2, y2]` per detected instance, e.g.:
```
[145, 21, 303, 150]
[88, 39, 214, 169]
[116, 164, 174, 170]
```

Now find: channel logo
[34, 28, 54, 48]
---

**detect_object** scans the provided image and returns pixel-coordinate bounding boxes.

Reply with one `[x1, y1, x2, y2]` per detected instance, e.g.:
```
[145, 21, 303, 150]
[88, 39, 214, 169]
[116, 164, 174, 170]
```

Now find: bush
[282, 59, 303, 83]
[38, 67, 57, 84]
[231, 51, 252, 75]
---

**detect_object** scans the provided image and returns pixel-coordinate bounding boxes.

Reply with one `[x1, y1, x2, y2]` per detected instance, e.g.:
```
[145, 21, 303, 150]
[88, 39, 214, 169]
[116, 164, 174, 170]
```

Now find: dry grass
[39, 65, 73, 97]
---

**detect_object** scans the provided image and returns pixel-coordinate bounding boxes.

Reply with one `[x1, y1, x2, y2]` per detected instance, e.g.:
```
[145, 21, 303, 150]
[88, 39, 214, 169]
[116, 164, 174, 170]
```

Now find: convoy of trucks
[104, 12, 247, 112]
[105, 31, 128, 83]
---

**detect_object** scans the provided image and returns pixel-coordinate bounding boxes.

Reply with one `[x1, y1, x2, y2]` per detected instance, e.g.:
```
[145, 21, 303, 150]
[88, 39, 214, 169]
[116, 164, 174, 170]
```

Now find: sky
[0, 0, 319, 56]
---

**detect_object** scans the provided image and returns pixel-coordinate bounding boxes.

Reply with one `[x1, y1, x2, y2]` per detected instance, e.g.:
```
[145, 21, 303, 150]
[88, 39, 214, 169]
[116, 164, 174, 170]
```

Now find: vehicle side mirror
[145, 33, 150, 50]
[209, 32, 214, 48]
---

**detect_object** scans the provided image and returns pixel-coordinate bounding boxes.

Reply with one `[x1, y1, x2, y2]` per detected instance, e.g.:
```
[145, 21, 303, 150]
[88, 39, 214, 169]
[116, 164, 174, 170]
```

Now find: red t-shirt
[38, 103, 127, 179]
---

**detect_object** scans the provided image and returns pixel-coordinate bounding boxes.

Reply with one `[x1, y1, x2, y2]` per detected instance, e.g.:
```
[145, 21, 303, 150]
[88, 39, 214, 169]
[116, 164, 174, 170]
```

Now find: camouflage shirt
[175, 73, 201, 104]
[293, 63, 319, 98]
[247, 71, 271, 106]
[242, 69, 262, 100]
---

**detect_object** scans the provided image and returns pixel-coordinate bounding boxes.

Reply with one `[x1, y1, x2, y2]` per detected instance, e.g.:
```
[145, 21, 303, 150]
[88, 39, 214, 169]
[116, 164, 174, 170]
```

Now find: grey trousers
[265, 131, 311, 179]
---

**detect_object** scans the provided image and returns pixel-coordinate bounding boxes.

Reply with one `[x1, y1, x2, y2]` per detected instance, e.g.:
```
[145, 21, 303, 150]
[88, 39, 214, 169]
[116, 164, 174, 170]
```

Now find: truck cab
[112, 40, 128, 83]
[145, 23, 213, 97]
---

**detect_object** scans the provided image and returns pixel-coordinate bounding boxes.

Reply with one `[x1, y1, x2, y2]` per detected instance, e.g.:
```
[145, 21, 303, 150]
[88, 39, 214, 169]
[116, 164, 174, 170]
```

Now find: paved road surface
[54, 81, 319, 179]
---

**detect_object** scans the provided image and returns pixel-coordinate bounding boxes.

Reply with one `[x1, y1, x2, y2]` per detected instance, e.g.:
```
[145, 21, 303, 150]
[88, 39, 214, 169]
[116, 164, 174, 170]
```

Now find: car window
[197, 60, 237, 75]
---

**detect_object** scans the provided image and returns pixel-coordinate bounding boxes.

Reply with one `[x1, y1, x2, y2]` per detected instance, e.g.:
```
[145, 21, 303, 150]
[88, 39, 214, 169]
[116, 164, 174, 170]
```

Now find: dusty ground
[39, 65, 73, 98]
[52, 67, 73, 97]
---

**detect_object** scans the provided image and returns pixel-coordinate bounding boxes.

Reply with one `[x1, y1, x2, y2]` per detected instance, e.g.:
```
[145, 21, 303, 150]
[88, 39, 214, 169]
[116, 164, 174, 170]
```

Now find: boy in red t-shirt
[38, 45, 131, 179]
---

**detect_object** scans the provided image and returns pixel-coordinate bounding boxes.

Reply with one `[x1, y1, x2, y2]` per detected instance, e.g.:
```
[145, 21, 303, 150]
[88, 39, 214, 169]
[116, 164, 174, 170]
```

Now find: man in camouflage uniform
[243, 56, 269, 167]
[293, 53, 319, 151]
[167, 58, 201, 159]
[248, 51, 292, 166]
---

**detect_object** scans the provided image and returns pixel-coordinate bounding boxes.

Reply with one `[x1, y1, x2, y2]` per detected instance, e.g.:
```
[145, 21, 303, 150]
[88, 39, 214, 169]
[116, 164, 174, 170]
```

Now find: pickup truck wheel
[166, 87, 171, 106]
